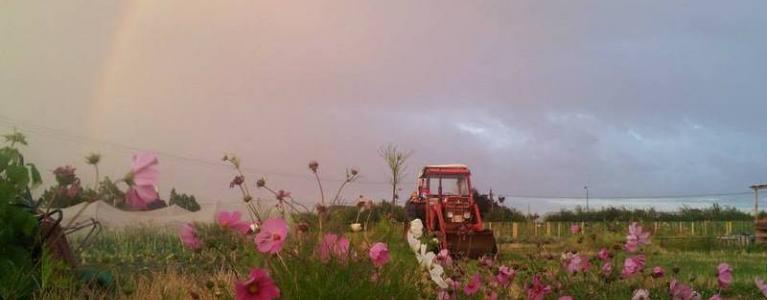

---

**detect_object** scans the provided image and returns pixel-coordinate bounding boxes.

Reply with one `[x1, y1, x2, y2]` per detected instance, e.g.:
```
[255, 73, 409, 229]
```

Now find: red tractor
[406, 164, 497, 257]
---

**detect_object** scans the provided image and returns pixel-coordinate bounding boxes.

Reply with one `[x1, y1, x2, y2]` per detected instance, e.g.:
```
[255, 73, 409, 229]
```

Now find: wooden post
[512, 222, 518, 239]
[756, 188, 760, 224]
[703, 221, 707, 236]
[654, 222, 658, 234]
[581, 221, 586, 235]
[546, 222, 551, 236]
[691, 222, 695, 236]
[557, 222, 561, 237]
[727, 221, 732, 235]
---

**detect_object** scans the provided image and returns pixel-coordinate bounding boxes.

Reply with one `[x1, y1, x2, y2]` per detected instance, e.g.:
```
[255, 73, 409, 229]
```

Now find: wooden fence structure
[485, 221, 753, 242]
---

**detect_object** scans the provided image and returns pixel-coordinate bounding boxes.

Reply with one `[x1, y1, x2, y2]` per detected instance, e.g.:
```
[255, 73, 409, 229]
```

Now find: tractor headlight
[464, 212, 472, 219]
[446, 212, 454, 218]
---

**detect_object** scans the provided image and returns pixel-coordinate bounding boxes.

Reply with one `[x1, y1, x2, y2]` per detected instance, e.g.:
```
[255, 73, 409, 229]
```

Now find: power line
[0, 114, 755, 200]
[0, 115, 391, 185]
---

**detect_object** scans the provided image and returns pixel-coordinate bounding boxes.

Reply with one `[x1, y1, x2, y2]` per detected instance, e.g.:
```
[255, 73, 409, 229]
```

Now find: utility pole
[584, 185, 589, 211]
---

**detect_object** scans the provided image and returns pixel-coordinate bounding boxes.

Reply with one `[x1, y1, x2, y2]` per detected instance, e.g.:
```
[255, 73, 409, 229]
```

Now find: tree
[378, 144, 412, 207]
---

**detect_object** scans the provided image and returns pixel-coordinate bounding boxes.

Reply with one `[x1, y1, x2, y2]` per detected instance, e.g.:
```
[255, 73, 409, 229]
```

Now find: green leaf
[27, 163, 42, 187]
[5, 165, 29, 188]
[0, 151, 9, 173]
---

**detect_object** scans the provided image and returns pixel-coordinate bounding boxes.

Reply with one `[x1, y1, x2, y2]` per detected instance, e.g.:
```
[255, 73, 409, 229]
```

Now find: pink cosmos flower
[570, 224, 581, 234]
[125, 152, 159, 210]
[463, 274, 481, 296]
[370, 271, 380, 283]
[625, 222, 651, 252]
[716, 263, 733, 290]
[669, 279, 696, 300]
[496, 265, 516, 286]
[558, 296, 574, 300]
[564, 254, 590, 274]
[651, 266, 665, 278]
[369, 242, 390, 268]
[601, 262, 613, 276]
[438, 289, 455, 300]
[632, 289, 650, 300]
[621, 255, 646, 278]
[65, 182, 82, 198]
[217, 211, 250, 234]
[526, 275, 552, 300]
[479, 256, 495, 269]
[53, 165, 77, 184]
[436, 249, 453, 266]
[179, 223, 202, 250]
[755, 277, 767, 297]
[597, 248, 611, 261]
[234, 268, 280, 300]
[318, 233, 350, 263]
[254, 218, 288, 254]
[708, 295, 722, 300]
[484, 291, 498, 300]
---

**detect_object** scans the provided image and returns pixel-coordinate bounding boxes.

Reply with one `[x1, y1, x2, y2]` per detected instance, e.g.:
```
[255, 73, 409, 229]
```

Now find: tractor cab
[417, 166, 470, 198]
[416, 165, 482, 230]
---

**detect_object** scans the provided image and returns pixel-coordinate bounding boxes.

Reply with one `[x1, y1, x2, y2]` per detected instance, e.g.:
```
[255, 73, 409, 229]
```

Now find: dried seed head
[85, 153, 101, 165]
[308, 160, 319, 173]
[256, 177, 266, 188]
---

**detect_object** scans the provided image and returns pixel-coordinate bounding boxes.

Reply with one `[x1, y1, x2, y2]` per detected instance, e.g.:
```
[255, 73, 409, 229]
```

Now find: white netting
[60, 201, 252, 229]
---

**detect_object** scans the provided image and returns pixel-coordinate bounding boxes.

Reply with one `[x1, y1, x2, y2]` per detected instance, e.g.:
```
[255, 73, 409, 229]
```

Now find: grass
[36, 221, 767, 299]
[495, 231, 767, 299]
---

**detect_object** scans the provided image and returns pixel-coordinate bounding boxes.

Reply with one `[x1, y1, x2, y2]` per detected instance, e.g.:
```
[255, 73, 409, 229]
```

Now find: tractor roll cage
[418, 165, 472, 198]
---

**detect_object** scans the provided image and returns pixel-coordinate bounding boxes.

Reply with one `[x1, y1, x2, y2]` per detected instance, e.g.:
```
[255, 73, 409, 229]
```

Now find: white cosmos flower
[407, 232, 421, 253]
[417, 248, 435, 270]
[409, 219, 424, 239]
[429, 264, 448, 289]
[631, 289, 650, 300]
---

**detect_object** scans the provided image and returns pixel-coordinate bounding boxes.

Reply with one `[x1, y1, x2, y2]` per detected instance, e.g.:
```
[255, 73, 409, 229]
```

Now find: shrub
[168, 188, 200, 212]
[545, 204, 753, 222]
[0, 131, 43, 299]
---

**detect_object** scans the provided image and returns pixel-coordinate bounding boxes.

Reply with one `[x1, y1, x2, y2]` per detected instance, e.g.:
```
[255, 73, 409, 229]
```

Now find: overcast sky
[2, 1, 766, 212]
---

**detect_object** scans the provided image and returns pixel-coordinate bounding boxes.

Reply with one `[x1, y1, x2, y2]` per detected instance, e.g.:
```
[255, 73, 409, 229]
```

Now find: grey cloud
[2, 1, 766, 213]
